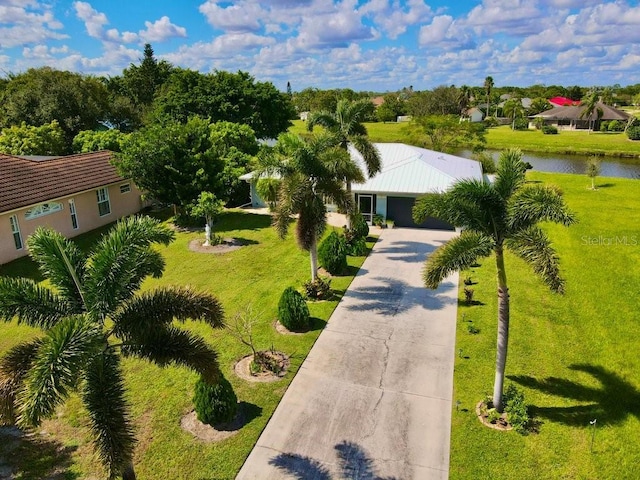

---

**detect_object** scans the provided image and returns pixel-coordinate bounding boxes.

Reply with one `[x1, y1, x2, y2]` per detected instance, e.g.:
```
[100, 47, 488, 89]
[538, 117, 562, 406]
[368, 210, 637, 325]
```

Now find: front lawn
[0, 210, 375, 479]
[450, 173, 640, 479]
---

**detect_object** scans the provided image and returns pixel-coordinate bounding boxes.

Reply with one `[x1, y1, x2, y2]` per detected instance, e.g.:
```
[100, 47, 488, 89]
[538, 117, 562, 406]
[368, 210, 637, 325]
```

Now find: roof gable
[0, 151, 125, 214]
[532, 103, 630, 121]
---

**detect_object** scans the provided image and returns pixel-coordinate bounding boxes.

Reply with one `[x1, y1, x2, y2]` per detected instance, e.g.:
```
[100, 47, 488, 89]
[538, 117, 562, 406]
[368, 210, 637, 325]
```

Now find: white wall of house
[0, 182, 142, 265]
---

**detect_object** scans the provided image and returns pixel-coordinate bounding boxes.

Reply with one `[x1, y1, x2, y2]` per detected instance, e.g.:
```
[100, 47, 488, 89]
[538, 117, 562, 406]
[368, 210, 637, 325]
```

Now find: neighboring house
[371, 96, 385, 108]
[530, 102, 630, 130]
[549, 96, 580, 107]
[241, 143, 483, 230]
[0, 151, 143, 265]
[461, 107, 484, 123]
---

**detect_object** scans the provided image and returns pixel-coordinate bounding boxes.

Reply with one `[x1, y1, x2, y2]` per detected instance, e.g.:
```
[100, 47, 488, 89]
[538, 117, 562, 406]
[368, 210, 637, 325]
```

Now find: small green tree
[72, 129, 128, 153]
[586, 157, 601, 190]
[190, 192, 224, 246]
[0, 121, 66, 155]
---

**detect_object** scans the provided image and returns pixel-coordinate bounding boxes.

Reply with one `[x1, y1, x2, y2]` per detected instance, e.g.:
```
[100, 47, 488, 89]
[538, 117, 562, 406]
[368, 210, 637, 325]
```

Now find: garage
[386, 196, 454, 230]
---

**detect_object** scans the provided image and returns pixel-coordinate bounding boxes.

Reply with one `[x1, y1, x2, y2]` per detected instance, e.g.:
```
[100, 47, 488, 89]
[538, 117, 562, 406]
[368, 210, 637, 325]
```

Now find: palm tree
[503, 98, 525, 129]
[0, 216, 225, 480]
[263, 132, 360, 281]
[307, 99, 381, 227]
[484, 76, 494, 119]
[413, 149, 576, 411]
[580, 90, 603, 133]
[457, 85, 472, 116]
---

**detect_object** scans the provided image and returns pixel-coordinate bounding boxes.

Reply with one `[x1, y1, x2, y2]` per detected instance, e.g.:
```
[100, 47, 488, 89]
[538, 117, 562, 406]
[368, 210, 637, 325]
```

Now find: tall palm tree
[580, 90, 603, 133]
[413, 149, 576, 411]
[503, 98, 526, 129]
[457, 85, 472, 116]
[307, 99, 381, 226]
[0, 216, 225, 480]
[484, 76, 494, 119]
[263, 132, 360, 281]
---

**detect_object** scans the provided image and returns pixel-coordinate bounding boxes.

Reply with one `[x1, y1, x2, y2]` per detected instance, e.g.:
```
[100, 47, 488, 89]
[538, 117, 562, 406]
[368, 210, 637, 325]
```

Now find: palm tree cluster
[413, 149, 576, 411]
[0, 216, 225, 480]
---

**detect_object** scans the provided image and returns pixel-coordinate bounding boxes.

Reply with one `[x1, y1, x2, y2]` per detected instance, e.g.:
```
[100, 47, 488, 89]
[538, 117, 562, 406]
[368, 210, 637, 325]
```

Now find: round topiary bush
[627, 126, 640, 140]
[278, 287, 310, 331]
[193, 375, 238, 426]
[318, 231, 348, 275]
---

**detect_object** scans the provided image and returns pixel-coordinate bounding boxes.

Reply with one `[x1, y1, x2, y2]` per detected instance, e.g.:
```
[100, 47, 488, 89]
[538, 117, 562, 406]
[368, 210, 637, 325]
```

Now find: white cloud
[360, 0, 433, 39]
[199, 0, 263, 32]
[139, 16, 187, 43]
[0, 1, 66, 48]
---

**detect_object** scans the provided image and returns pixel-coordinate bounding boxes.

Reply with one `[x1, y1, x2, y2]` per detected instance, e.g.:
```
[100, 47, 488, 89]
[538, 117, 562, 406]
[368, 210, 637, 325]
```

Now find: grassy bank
[0, 210, 375, 479]
[450, 172, 640, 479]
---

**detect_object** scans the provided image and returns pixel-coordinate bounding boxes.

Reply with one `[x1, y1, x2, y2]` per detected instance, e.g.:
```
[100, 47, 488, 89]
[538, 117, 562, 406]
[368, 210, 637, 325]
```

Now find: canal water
[458, 149, 640, 180]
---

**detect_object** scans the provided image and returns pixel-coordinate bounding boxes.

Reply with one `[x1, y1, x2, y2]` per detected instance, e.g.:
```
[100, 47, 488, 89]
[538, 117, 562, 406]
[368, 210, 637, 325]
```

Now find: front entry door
[358, 194, 374, 224]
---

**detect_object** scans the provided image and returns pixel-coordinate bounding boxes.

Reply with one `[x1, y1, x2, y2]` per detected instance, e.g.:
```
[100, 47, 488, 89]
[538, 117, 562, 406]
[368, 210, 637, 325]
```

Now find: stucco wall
[0, 182, 142, 265]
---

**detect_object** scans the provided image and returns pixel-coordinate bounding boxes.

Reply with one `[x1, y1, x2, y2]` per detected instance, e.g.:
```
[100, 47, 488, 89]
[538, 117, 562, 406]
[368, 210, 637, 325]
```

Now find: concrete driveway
[236, 228, 459, 480]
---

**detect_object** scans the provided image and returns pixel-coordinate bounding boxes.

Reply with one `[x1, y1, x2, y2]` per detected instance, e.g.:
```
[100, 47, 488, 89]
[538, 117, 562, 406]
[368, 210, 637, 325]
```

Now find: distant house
[371, 96, 385, 108]
[241, 143, 483, 229]
[549, 96, 580, 107]
[0, 151, 143, 265]
[530, 102, 630, 130]
[461, 107, 484, 123]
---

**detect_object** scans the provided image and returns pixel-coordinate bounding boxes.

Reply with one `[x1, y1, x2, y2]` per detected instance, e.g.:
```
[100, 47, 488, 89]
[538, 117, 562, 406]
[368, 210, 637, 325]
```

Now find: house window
[24, 202, 63, 220]
[96, 187, 111, 217]
[9, 215, 23, 250]
[69, 199, 78, 230]
[119, 183, 131, 194]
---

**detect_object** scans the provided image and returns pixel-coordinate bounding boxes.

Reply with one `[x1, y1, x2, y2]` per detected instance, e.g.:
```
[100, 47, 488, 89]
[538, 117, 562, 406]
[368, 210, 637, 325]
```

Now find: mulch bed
[476, 401, 513, 431]
[234, 351, 290, 383]
[188, 237, 245, 254]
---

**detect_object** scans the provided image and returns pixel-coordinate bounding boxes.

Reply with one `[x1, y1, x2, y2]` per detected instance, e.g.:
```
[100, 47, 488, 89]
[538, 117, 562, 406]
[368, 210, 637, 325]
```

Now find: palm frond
[508, 184, 577, 231]
[424, 232, 495, 289]
[112, 287, 224, 341]
[26, 228, 86, 310]
[0, 339, 42, 425]
[82, 350, 136, 480]
[350, 135, 381, 177]
[493, 148, 527, 200]
[17, 316, 102, 427]
[307, 111, 337, 132]
[122, 326, 221, 383]
[506, 226, 566, 293]
[0, 277, 72, 328]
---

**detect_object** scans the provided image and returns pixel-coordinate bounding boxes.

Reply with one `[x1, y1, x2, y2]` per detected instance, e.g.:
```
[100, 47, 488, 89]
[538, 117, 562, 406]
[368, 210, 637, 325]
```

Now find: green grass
[290, 120, 640, 159]
[0, 210, 376, 480]
[451, 173, 640, 479]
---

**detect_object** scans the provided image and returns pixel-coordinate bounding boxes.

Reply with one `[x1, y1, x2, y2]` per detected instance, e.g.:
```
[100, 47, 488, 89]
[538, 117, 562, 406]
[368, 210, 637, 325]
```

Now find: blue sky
[1, 0, 640, 92]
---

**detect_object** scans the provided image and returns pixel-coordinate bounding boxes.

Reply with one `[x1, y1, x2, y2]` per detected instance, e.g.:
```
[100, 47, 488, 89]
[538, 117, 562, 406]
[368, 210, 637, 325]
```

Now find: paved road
[236, 228, 459, 480]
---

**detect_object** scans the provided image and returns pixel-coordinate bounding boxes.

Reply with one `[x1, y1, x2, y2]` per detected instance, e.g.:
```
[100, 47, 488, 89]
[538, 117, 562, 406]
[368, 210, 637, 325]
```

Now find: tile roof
[532, 103, 630, 121]
[349, 143, 482, 195]
[0, 151, 125, 214]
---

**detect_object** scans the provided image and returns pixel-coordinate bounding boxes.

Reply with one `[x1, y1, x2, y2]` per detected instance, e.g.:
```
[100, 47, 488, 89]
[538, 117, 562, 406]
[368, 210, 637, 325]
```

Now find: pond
[458, 149, 640, 180]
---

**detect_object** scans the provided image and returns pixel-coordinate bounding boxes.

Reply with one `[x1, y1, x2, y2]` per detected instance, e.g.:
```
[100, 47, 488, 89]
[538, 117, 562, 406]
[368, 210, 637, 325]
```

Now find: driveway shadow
[373, 240, 444, 264]
[344, 277, 457, 314]
[269, 440, 398, 480]
[509, 364, 640, 426]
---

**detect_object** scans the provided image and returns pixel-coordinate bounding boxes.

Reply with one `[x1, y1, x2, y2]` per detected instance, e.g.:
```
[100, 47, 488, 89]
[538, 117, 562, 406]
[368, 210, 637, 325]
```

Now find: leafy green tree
[0, 216, 225, 480]
[120, 44, 174, 109]
[72, 129, 129, 153]
[503, 98, 526, 130]
[151, 69, 294, 139]
[307, 99, 381, 226]
[484, 76, 494, 117]
[407, 115, 486, 153]
[262, 133, 358, 281]
[413, 149, 575, 411]
[190, 192, 225, 246]
[0, 68, 110, 150]
[457, 85, 472, 115]
[0, 121, 66, 155]
[376, 94, 405, 123]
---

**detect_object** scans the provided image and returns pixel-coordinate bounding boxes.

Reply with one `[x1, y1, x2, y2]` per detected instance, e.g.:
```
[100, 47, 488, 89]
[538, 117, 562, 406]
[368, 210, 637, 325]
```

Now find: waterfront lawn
[289, 119, 411, 143]
[450, 172, 640, 479]
[486, 125, 640, 157]
[0, 210, 375, 480]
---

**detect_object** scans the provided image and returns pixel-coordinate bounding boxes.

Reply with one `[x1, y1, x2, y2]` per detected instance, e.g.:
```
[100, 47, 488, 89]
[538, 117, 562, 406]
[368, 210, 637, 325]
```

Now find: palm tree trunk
[345, 182, 353, 229]
[493, 246, 510, 412]
[310, 236, 318, 282]
[122, 461, 136, 480]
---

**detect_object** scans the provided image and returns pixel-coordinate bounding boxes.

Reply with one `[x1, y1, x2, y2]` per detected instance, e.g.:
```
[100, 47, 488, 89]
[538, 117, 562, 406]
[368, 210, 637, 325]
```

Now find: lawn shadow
[308, 317, 328, 332]
[218, 211, 273, 232]
[596, 183, 615, 188]
[0, 426, 79, 480]
[269, 440, 398, 480]
[344, 277, 457, 314]
[458, 299, 486, 308]
[509, 364, 640, 427]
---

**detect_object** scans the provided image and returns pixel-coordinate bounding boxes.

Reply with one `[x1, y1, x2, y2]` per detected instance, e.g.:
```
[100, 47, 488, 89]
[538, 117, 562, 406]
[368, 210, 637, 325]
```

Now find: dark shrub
[627, 126, 640, 140]
[349, 236, 367, 256]
[278, 287, 310, 331]
[608, 120, 624, 132]
[513, 118, 529, 130]
[349, 212, 369, 240]
[193, 375, 238, 426]
[303, 277, 331, 300]
[542, 125, 558, 135]
[464, 287, 474, 304]
[318, 231, 348, 275]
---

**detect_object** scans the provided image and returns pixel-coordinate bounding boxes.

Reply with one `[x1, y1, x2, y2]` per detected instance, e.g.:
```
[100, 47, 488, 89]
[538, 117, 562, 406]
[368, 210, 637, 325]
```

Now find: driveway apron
[236, 228, 459, 480]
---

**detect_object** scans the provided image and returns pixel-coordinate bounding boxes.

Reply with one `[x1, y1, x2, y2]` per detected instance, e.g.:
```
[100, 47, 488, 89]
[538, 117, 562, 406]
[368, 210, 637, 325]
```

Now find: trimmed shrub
[484, 116, 499, 127]
[599, 121, 609, 132]
[627, 126, 640, 140]
[513, 118, 529, 130]
[303, 276, 331, 300]
[542, 125, 558, 135]
[349, 236, 368, 256]
[193, 375, 238, 426]
[278, 287, 310, 331]
[349, 212, 369, 240]
[318, 231, 348, 275]
[608, 120, 624, 132]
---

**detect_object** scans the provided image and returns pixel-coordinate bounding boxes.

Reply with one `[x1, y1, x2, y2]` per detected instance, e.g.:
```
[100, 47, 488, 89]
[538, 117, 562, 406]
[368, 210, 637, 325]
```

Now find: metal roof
[349, 143, 482, 195]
